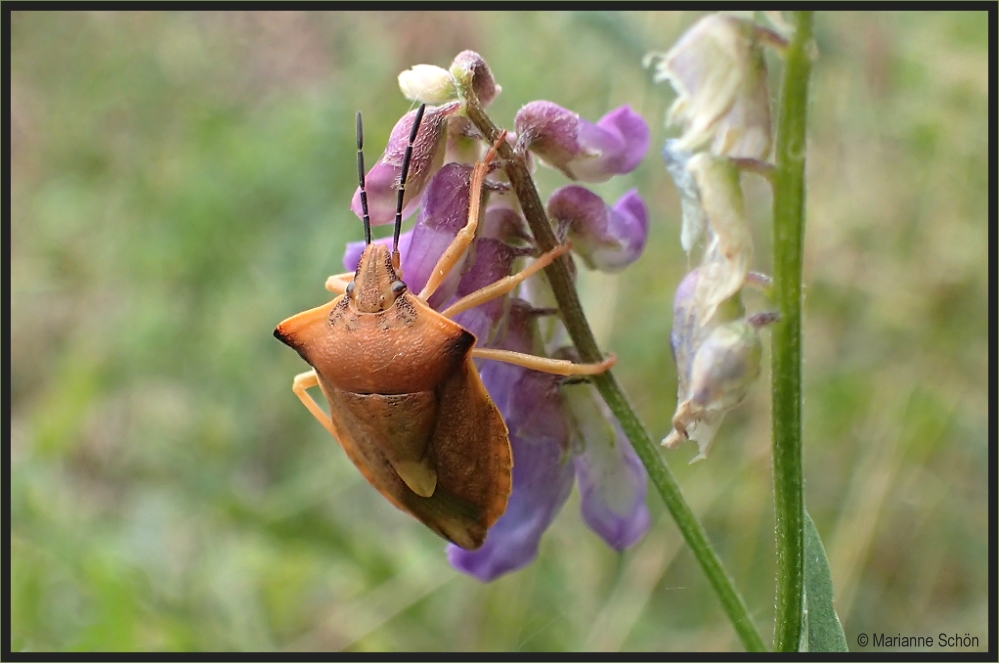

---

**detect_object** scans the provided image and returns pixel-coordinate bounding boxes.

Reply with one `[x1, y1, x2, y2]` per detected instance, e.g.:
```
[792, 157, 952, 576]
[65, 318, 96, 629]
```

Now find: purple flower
[450, 238, 534, 343]
[349, 102, 459, 227]
[547, 186, 649, 273]
[515, 102, 650, 182]
[448, 302, 650, 582]
[564, 380, 650, 550]
[448, 300, 575, 581]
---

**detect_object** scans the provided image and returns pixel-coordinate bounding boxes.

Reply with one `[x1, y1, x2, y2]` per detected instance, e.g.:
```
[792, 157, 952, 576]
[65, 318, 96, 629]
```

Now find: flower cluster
[648, 14, 785, 461]
[347, 51, 652, 581]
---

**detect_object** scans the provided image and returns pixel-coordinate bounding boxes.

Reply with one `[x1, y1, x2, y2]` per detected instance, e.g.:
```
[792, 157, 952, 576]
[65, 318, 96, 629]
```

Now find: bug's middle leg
[471, 348, 616, 376]
[440, 243, 571, 319]
[418, 131, 508, 302]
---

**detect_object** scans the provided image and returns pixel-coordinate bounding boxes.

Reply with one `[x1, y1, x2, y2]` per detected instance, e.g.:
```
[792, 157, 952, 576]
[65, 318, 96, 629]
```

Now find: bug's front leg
[292, 370, 338, 438]
[417, 131, 508, 302]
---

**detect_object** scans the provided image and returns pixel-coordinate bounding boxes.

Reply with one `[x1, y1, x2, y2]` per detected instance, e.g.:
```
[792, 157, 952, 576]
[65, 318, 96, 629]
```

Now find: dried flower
[646, 14, 773, 159]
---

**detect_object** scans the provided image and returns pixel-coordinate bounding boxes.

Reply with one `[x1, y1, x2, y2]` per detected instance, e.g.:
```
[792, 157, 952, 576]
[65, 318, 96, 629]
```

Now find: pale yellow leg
[292, 370, 337, 438]
[440, 244, 570, 319]
[324, 272, 355, 294]
[471, 348, 616, 376]
[418, 131, 508, 302]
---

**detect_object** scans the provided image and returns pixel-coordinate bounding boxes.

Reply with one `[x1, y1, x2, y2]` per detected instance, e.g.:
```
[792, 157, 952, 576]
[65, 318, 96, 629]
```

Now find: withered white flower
[646, 14, 773, 159]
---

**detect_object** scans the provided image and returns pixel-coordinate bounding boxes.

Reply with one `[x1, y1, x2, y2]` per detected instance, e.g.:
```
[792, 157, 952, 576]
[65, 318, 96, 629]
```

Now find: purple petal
[595, 105, 650, 174]
[514, 101, 583, 180]
[562, 382, 650, 551]
[516, 102, 649, 183]
[400, 163, 474, 306]
[573, 429, 650, 551]
[450, 238, 534, 342]
[342, 230, 414, 272]
[571, 106, 650, 181]
[547, 186, 649, 273]
[447, 427, 574, 582]
[349, 102, 458, 226]
[450, 299, 578, 581]
[476, 298, 543, 414]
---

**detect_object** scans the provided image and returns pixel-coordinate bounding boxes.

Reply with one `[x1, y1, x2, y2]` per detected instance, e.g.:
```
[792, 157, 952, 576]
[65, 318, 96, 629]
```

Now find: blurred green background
[10, 11, 989, 652]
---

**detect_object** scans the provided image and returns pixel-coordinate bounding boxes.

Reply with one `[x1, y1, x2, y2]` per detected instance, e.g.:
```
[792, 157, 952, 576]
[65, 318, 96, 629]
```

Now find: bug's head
[348, 242, 406, 313]
[349, 104, 426, 314]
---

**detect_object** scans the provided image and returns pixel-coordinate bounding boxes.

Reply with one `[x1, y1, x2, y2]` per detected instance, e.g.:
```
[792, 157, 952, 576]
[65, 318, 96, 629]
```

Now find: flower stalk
[771, 10, 813, 652]
[464, 92, 767, 654]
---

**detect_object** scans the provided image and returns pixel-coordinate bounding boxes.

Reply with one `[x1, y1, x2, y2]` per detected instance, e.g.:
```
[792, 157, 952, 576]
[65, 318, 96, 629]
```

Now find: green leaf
[800, 509, 849, 652]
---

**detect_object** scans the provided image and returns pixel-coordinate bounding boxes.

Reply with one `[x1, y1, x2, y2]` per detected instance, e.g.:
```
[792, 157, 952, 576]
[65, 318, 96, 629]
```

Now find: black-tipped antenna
[356, 111, 371, 245]
[394, 103, 427, 254]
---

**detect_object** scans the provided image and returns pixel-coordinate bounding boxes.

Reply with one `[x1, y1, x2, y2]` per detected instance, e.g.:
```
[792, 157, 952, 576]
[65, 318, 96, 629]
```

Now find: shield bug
[274, 105, 616, 550]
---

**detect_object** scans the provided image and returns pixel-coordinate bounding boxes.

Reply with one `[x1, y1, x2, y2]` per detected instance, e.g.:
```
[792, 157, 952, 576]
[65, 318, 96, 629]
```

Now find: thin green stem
[464, 97, 766, 654]
[771, 11, 813, 652]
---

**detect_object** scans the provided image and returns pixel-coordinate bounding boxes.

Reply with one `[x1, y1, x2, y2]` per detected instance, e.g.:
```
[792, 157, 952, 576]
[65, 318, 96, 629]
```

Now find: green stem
[771, 11, 813, 652]
[464, 98, 766, 653]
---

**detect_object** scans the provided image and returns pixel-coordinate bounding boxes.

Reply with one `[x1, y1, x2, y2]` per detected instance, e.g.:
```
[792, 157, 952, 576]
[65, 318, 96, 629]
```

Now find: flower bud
[398, 64, 458, 104]
[450, 50, 501, 106]
[350, 102, 459, 226]
[547, 186, 649, 273]
[646, 13, 772, 159]
[514, 102, 649, 182]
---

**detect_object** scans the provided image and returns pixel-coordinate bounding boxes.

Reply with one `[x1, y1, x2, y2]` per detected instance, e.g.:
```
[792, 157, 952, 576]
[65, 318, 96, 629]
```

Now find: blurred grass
[10, 10, 989, 652]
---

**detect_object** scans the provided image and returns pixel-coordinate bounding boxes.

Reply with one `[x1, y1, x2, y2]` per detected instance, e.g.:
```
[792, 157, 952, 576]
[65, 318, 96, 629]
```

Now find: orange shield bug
[274, 105, 616, 549]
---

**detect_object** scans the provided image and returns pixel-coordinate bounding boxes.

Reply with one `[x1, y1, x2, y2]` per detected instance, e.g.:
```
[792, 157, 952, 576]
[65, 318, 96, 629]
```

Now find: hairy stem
[771, 10, 813, 652]
[464, 98, 766, 653]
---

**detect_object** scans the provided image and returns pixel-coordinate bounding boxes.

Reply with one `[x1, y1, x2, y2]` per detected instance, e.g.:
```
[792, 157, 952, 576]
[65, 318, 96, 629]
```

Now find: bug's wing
[428, 357, 513, 537]
[334, 390, 439, 497]
[317, 362, 511, 550]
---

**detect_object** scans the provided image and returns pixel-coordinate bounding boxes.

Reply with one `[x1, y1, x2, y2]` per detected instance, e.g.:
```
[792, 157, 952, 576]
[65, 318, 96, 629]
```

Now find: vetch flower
[514, 102, 649, 182]
[646, 13, 774, 159]
[449, 301, 574, 581]
[349, 102, 459, 227]
[547, 185, 649, 273]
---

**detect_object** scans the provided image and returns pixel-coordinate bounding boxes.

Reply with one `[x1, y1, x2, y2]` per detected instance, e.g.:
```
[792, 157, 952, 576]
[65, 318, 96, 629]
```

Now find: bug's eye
[345, 281, 355, 296]
[391, 280, 407, 295]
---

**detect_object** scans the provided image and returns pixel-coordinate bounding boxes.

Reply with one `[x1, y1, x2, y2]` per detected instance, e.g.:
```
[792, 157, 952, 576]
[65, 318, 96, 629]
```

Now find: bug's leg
[292, 370, 337, 438]
[471, 348, 617, 376]
[324, 272, 355, 294]
[440, 243, 571, 319]
[418, 131, 508, 302]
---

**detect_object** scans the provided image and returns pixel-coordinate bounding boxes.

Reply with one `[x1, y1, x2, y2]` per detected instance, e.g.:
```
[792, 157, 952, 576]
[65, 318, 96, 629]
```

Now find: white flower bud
[398, 64, 458, 104]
